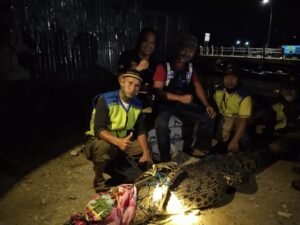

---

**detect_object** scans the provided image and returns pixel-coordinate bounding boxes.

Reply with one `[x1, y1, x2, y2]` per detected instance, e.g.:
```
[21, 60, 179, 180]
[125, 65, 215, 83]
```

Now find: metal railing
[199, 46, 284, 59]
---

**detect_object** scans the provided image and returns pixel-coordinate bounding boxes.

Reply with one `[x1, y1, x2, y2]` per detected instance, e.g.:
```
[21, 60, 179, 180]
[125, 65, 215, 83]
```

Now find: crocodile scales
[133, 151, 259, 225]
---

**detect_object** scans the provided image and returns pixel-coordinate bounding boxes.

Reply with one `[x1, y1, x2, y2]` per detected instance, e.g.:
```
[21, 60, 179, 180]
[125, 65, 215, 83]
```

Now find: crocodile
[133, 151, 259, 225]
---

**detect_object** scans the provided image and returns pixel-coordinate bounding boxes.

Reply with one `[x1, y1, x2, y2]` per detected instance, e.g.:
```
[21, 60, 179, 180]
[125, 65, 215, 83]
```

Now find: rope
[136, 171, 173, 217]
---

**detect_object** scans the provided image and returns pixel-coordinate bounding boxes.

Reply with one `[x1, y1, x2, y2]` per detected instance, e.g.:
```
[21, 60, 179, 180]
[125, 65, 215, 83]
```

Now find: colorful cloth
[64, 184, 137, 225]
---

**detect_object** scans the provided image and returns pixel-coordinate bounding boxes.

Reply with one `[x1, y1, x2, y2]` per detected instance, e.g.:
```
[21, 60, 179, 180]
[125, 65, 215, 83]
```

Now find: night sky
[142, 0, 300, 47]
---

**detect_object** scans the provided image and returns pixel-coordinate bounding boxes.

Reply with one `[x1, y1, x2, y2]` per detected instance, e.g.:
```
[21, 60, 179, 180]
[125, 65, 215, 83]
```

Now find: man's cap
[119, 69, 143, 82]
[178, 34, 198, 49]
[223, 63, 240, 77]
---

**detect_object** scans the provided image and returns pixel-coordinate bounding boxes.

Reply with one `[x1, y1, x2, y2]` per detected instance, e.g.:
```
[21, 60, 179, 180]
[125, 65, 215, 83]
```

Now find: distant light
[245, 41, 250, 46]
[262, 0, 270, 4]
[236, 40, 241, 45]
[293, 36, 297, 39]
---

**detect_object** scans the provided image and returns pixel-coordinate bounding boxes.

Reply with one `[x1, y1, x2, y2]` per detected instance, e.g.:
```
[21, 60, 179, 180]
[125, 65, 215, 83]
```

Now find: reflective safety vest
[272, 102, 287, 130]
[164, 62, 193, 94]
[214, 85, 252, 118]
[86, 90, 142, 138]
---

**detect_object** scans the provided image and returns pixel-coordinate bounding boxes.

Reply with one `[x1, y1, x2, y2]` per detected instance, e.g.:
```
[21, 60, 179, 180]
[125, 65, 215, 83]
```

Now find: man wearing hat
[268, 79, 300, 155]
[267, 79, 300, 191]
[153, 34, 216, 162]
[213, 63, 252, 152]
[84, 69, 153, 192]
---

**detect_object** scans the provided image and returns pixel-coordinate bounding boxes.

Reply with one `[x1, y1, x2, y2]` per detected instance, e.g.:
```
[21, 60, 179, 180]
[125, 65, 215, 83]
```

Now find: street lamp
[262, 0, 273, 48]
[236, 40, 241, 45]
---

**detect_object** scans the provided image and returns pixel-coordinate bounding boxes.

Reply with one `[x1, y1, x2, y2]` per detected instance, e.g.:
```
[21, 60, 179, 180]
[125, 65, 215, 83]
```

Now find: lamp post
[262, 0, 273, 48]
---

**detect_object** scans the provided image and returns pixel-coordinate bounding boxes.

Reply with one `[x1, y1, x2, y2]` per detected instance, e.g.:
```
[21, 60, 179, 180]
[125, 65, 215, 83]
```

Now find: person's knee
[127, 141, 143, 157]
[94, 149, 116, 164]
[85, 139, 115, 162]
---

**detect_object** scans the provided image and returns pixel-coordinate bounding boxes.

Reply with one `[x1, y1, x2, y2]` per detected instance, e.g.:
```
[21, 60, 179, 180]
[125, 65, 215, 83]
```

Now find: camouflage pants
[216, 116, 238, 142]
[216, 116, 251, 149]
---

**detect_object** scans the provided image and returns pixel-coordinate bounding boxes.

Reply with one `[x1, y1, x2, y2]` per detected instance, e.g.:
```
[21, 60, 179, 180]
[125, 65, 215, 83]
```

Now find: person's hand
[179, 94, 193, 104]
[139, 151, 153, 164]
[118, 132, 133, 151]
[135, 59, 149, 71]
[228, 140, 239, 152]
[206, 105, 216, 119]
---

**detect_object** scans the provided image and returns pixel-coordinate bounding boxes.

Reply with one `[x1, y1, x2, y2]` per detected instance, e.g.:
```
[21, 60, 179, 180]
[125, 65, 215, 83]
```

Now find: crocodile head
[133, 161, 184, 224]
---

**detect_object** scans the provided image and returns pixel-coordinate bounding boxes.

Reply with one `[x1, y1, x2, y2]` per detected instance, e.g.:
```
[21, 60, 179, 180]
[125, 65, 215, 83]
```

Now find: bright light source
[236, 40, 241, 45]
[167, 210, 201, 225]
[165, 191, 186, 214]
[262, 0, 270, 4]
[152, 186, 202, 224]
[152, 184, 168, 204]
[261, 0, 273, 47]
[245, 41, 250, 46]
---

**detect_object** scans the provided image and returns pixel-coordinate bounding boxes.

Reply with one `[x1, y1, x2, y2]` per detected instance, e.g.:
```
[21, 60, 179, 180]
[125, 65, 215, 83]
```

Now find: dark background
[142, 0, 300, 47]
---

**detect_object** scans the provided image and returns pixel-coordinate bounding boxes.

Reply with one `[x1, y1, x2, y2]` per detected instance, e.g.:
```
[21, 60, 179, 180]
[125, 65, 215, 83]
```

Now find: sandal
[94, 178, 111, 193]
[191, 148, 208, 157]
[291, 179, 300, 191]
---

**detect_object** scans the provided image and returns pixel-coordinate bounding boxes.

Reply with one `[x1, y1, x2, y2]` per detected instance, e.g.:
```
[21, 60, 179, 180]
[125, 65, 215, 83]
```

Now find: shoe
[70, 144, 85, 156]
[191, 148, 208, 157]
[142, 107, 152, 114]
[94, 178, 111, 193]
[211, 138, 218, 147]
[291, 179, 300, 191]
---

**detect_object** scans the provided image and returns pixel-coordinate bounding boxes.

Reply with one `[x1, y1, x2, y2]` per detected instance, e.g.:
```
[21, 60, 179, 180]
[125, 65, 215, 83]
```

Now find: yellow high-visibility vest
[272, 102, 287, 130]
[86, 90, 142, 138]
[214, 86, 252, 118]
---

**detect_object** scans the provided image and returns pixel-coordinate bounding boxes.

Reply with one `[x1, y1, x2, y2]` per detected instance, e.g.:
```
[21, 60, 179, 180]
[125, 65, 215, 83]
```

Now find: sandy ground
[0, 135, 300, 225]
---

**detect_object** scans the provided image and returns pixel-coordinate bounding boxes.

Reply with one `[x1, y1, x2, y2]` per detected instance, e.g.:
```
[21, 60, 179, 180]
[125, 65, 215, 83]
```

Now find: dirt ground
[0, 132, 300, 225]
